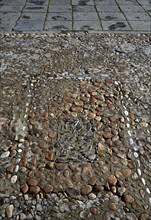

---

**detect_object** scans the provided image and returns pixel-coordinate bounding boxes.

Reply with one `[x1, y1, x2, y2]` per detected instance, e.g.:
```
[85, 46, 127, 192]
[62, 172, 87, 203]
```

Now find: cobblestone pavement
[0, 33, 151, 219]
[0, 0, 151, 32]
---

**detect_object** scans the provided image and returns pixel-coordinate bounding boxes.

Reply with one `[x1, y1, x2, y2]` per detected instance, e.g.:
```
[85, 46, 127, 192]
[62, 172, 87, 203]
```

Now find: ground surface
[0, 0, 151, 32]
[0, 33, 151, 219]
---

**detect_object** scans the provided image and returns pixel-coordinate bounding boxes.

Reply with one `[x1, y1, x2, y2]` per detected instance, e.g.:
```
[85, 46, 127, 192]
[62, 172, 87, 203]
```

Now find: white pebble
[14, 165, 19, 173]
[129, 138, 134, 144]
[149, 197, 151, 205]
[11, 175, 17, 183]
[124, 110, 129, 116]
[18, 149, 22, 153]
[18, 143, 23, 148]
[128, 130, 131, 136]
[6, 205, 14, 218]
[137, 168, 141, 176]
[127, 123, 130, 128]
[146, 188, 150, 194]
[134, 152, 139, 158]
[141, 178, 146, 185]
[1, 151, 10, 159]
[137, 160, 140, 167]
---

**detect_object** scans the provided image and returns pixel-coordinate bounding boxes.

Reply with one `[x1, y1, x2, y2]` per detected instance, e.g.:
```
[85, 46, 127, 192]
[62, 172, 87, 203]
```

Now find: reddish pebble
[27, 178, 38, 186]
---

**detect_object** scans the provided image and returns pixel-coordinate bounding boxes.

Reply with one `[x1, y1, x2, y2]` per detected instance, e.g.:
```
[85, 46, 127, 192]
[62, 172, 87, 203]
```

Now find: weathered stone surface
[29, 186, 40, 194]
[6, 205, 14, 218]
[123, 195, 134, 203]
[108, 203, 117, 211]
[126, 213, 138, 220]
[102, 212, 111, 220]
[43, 184, 53, 193]
[122, 168, 132, 177]
[21, 184, 29, 193]
[90, 207, 100, 215]
[81, 185, 92, 195]
[27, 178, 38, 186]
[108, 175, 117, 186]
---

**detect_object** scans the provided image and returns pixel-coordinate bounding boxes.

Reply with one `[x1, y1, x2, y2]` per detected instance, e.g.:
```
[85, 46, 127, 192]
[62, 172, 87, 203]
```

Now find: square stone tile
[94, 0, 117, 4]
[50, 0, 70, 4]
[72, 0, 94, 6]
[48, 5, 72, 12]
[0, 5, 24, 12]
[129, 20, 151, 31]
[0, 0, 26, 5]
[0, 12, 20, 21]
[99, 12, 126, 21]
[0, 21, 16, 31]
[124, 12, 151, 21]
[96, 4, 121, 12]
[20, 12, 46, 20]
[44, 20, 72, 30]
[116, 0, 139, 5]
[73, 12, 99, 20]
[13, 19, 44, 31]
[137, 0, 151, 4]
[119, 4, 145, 12]
[47, 13, 72, 21]
[26, 1, 48, 7]
[23, 5, 47, 12]
[140, 4, 151, 12]
[72, 5, 96, 12]
[102, 20, 132, 30]
[73, 20, 102, 30]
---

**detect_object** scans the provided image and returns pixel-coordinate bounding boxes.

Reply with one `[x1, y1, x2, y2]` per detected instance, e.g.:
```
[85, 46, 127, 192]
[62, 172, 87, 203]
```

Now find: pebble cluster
[0, 33, 150, 219]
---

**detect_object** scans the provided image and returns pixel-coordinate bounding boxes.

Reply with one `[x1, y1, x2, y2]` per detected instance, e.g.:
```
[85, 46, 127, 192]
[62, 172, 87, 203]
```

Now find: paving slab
[72, 0, 94, 6]
[99, 12, 126, 21]
[124, 12, 151, 21]
[47, 12, 72, 21]
[73, 12, 99, 21]
[45, 20, 72, 30]
[0, 0, 151, 32]
[72, 5, 96, 12]
[48, 5, 72, 13]
[101, 20, 132, 31]
[73, 20, 102, 30]
[129, 20, 151, 31]
[13, 19, 44, 31]
[0, 5, 24, 12]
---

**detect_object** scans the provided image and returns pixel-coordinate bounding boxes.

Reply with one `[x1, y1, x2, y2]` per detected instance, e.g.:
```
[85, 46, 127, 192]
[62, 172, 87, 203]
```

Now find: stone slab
[129, 20, 151, 31]
[0, 21, 16, 31]
[50, 0, 71, 4]
[20, 12, 46, 20]
[13, 19, 44, 31]
[124, 12, 151, 21]
[96, 4, 121, 12]
[48, 5, 72, 13]
[119, 4, 146, 12]
[73, 12, 99, 21]
[72, 0, 94, 6]
[116, 0, 139, 5]
[72, 5, 96, 12]
[47, 13, 72, 21]
[0, 0, 26, 5]
[73, 20, 102, 30]
[24, 5, 48, 12]
[44, 20, 72, 30]
[0, 5, 24, 12]
[99, 12, 126, 21]
[101, 20, 132, 31]
[95, 0, 117, 4]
